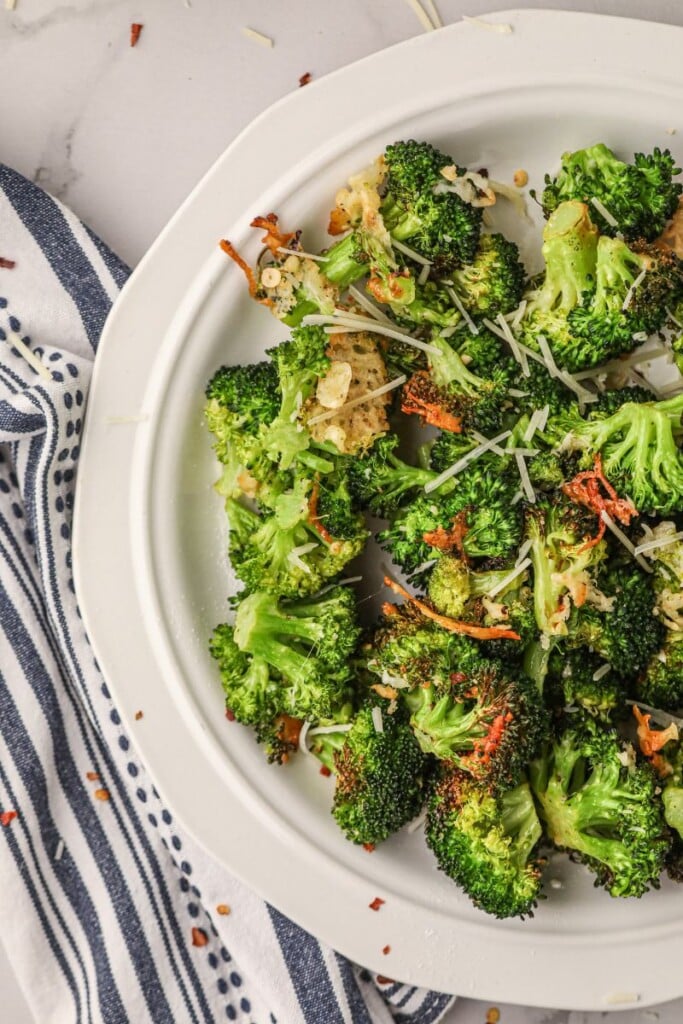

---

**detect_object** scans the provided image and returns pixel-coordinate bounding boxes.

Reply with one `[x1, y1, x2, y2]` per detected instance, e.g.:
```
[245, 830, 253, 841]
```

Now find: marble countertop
[3, 1, 683, 1022]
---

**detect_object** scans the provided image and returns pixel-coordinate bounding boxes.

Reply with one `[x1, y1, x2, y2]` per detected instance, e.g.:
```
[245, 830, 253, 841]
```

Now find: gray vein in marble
[1, 0, 126, 41]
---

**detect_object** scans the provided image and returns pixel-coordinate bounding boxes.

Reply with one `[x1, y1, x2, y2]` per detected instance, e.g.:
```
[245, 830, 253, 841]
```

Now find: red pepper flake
[319, 765, 332, 777]
[225, 708, 236, 722]
[130, 23, 143, 47]
[86, 772, 100, 781]
[382, 944, 391, 955]
[94, 788, 110, 802]
[376, 975, 395, 985]
[363, 843, 375, 853]
[0, 811, 17, 827]
[216, 904, 231, 916]
[0, 258, 16, 270]
[191, 927, 208, 947]
[299, 72, 312, 87]
[134, 710, 144, 721]
[369, 897, 385, 912]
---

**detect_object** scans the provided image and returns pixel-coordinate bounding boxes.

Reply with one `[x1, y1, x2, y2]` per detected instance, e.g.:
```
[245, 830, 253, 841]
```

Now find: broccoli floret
[205, 361, 281, 496]
[228, 481, 365, 598]
[516, 361, 577, 418]
[588, 384, 657, 419]
[637, 631, 683, 711]
[401, 336, 511, 434]
[219, 587, 360, 720]
[541, 142, 682, 241]
[316, 697, 427, 845]
[319, 229, 416, 310]
[450, 233, 526, 319]
[637, 521, 683, 633]
[566, 237, 682, 367]
[569, 562, 664, 681]
[405, 660, 548, 790]
[366, 602, 481, 690]
[387, 279, 462, 331]
[379, 453, 523, 573]
[454, 325, 512, 376]
[557, 393, 683, 515]
[525, 495, 607, 639]
[529, 719, 669, 897]
[261, 325, 331, 470]
[381, 140, 483, 271]
[526, 451, 566, 491]
[314, 461, 366, 541]
[427, 554, 528, 622]
[426, 766, 543, 918]
[546, 648, 625, 718]
[348, 434, 438, 517]
[518, 201, 598, 371]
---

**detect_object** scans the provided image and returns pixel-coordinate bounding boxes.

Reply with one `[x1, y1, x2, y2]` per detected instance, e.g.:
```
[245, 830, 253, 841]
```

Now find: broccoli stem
[234, 591, 324, 683]
[499, 783, 543, 868]
[532, 201, 598, 314]
[319, 233, 368, 288]
[429, 336, 485, 394]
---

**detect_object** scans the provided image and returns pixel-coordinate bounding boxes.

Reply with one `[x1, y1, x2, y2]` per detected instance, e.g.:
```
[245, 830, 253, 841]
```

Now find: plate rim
[74, 9, 683, 1009]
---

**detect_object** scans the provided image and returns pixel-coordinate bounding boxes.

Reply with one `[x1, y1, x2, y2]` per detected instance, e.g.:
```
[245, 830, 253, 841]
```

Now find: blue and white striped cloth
[0, 165, 457, 1024]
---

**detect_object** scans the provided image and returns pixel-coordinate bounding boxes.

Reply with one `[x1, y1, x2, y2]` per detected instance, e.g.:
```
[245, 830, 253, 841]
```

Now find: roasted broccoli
[426, 765, 543, 918]
[348, 433, 440, 517]
[449, 232, 526, 319]
[546, 648, 625, 718]
[540, 142, 682, 241]
[529, 719, 668, 897]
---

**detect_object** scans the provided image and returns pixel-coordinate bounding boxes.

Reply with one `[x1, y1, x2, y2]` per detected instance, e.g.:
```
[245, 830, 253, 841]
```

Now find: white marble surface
[4, 1, 683, 1022]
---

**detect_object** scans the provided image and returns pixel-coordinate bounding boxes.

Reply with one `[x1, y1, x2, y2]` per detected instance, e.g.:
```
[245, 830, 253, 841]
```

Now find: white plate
[74, 10, 683, 1010]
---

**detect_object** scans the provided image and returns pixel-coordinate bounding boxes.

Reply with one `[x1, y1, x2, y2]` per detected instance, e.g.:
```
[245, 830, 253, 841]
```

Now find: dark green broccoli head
[427, 554, 530, 624]
[541, 143, 682, 241]
[526, 451, 567, 491]
[567, 237, 682, 366]
[517, 361, 577, 418]
[588, 385, 657, 420]
[426, 766, 543, 918]
[347, 433, 437, 518]
[367, 601, 480, 690]
[546, 648, 625, 718]
[381, 140, 483, 271]
[450, 232, 526, 319]
[405, 660, 548, 790]
[568, 561, 664, 680]
[529, 718, 669, 897]
[314, 460, 367, 541]
[454, 325, 514, 377]
[210, 623, 281, 727]
[637, 631, 683, 711]
[329, 697, 427, 845]
[206, 360, 280, 432]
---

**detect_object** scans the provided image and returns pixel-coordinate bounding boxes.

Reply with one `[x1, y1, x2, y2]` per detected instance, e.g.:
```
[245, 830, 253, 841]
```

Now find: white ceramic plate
[74, 10, 683, 1009]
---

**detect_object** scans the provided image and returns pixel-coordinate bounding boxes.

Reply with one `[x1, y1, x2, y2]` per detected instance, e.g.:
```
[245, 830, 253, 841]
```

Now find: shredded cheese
[508, 388, 529, 399]
[486, 558, 531, 598]
[515, 452, 536, 503]
[424, 430, 511, 493]
[423, 0, 442, 28]
[523, 409, 541, 444]
[347, 288, 394, 324]
[391, 238, 432, 266]
[404, 0, 435, 32]
[304, 313, 440, 354]
[276, 246, 325, 262]
[471, 429, 506, 456]
[511, 298, 527, 330]
[635, 530, 683, 556]
[446, 286, 479, 335]
[516, 539, 533, 565]
[592, 663, 612, 681]
[590, 197, 619, 229]
[371, 706, 384, 733]
[287, 548, 313, 573]
[622, 269, 647, 311]
[667, 306, 683, 329]
[6, 332, 52, 381]
[54, 838, 65, 861]
[462, 14, 513, 33]
[242, 26, 274, 47]
[482, 315, 528, 376]
[511, 490, 524, 505]
[488, 179, 531, 220]
[308, 723, 353, 737]
[307, 375, 406, 426]
[600, 511, 652, 573]
[418, 263, 430, 286]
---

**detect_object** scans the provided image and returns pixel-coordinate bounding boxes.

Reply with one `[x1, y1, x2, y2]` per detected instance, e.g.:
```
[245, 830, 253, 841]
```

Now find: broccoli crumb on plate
[206, 137, 683, 919]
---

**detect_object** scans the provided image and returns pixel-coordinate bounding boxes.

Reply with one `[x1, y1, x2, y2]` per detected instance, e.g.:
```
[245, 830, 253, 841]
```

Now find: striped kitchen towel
[0, 164, 456, 1024]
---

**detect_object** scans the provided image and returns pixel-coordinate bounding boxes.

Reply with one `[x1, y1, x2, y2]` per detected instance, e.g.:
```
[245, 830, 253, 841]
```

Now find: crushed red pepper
[0, 811, 17, 827]
[383, 576, 521, 642]
[299, 72, 312, 87]
[134, 710, 144, 721]
[368, 897, 385, 911]
[376, 974, 395, 985]
[382, 944, 391, 955]
[94, 788, 110, 802]
[0, 258, 16, 269]
[225, 708, 236, 722]
[130, 23, 143, 47]
[319, 765, 332, 777]
[86, 772, 100, 781]
[363, 843, 375, 853]
[191, 927, 208, 947]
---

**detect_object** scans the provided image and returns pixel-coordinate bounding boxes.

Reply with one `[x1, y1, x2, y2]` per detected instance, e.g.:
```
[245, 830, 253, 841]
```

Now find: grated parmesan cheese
[347, 287, 394, 324]
[486, 558, 531, 598]
[446, 285, 479, 335]
[590, 197, 619, 228]
[516, 539, 533, 565]
[423, 0, 442, 28]
[276, 246, 325, 262]
[593, 663, 612, 682]
[424, 430, 511, 493]
[462, 14, 513, 33]
[622, 269, 647, 311]
[634, 530, 683, 556]
[392, 238, 432, 266]
[105, 414, 149, 425]
[600, 511, 652, 573]
[304, 313, 440, 354]
[242, 26, 274, 47]
[515, 452, 536, 503]
[54, 838, 65, 861]
[371, 706, 384, 733]
[6, 332, 52, 381]
[418, 263, 430, 286]
[404, 0, 435, 32]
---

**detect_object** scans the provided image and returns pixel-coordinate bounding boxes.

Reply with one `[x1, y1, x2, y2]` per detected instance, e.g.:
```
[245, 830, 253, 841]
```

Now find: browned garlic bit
[513, 168, 529, 187]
